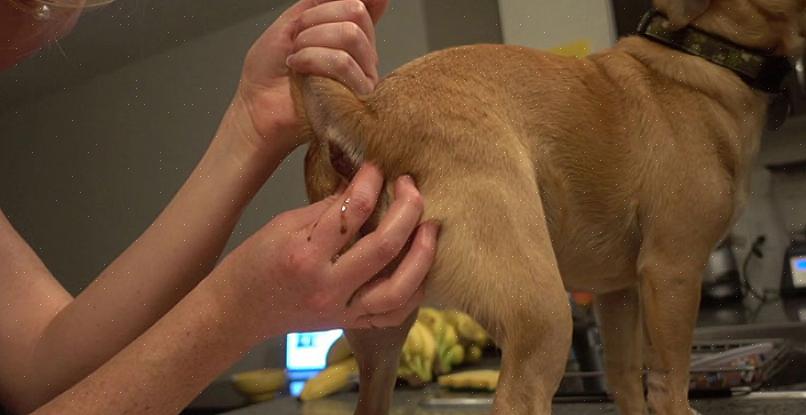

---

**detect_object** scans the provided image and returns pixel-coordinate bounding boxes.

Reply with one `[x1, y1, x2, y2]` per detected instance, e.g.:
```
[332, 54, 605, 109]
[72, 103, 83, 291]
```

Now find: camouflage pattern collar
[637, 10, 792, 94]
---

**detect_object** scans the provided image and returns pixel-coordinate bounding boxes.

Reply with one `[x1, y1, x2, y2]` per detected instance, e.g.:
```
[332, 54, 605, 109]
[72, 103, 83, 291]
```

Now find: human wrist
[206, 250, 287, 345]
[226, 87, 302, 156]
[210, 91, 300, 172]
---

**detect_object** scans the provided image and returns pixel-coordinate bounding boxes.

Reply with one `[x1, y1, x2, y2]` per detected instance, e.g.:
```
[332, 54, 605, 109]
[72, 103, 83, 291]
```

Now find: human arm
[31, 164, 438, 415]
[0, 0, 391, 411]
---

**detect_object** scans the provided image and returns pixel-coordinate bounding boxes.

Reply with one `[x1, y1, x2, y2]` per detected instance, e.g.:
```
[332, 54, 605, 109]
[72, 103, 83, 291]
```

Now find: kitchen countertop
[697, 297, 806, 328]
[187, 297, 806, 415]
[221, 388, 806, 415]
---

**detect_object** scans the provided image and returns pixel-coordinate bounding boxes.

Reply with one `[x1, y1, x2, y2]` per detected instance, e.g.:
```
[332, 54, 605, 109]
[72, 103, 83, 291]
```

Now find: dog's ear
[653, 0, 712, 28]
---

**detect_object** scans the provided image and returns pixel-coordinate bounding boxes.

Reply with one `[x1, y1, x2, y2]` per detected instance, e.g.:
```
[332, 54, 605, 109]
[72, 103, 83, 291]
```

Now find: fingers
[333, 176, 426, 287]
[347, 219, 437, 329]
[306, 164, 383, 254]
[353, 284, 424, 329]
[287, 46, 375, 95]
[293, 22, 378, 82]
[349, 220, 439, 316]
[281, 192, 344, 231]
[286, 0, 380, 94]
[296, 0, 376, 47]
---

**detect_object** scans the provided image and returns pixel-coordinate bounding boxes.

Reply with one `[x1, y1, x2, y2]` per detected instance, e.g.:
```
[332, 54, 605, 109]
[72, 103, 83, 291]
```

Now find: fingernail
[285, 53, 296, 67]
[400, 174, 416, 187]
[358, 82, 373, 96]
[425, 219, 442, 239]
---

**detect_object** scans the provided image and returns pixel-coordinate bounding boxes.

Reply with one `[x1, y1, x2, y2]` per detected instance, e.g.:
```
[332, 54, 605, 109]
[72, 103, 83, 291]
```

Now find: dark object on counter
[780, 235, 806, 297]
[688, 339, 791, 392]
[701, 238, 744, 304]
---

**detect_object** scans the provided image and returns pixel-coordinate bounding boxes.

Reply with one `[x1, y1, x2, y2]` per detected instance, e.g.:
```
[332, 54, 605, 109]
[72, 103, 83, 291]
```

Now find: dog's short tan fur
[294, 1, 806, 414]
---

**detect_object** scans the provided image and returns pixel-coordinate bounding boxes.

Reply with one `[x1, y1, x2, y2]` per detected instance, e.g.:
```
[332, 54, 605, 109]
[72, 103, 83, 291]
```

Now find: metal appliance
[702, 238, 744, 303]
[781, 231, 806, 297]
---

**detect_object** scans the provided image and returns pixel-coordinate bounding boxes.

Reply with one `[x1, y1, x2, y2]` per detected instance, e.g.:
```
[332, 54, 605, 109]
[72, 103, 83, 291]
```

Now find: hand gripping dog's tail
[293, 76, 372, 168]
[291, 73, 381, 204]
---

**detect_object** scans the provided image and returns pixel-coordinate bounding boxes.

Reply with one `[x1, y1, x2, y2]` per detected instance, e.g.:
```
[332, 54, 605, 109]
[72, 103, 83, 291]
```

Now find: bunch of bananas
[397, 319, 437, 386]
[398, 308, 491, 385]
[230, 368, 287, 403]
[300, 308, 492, 400]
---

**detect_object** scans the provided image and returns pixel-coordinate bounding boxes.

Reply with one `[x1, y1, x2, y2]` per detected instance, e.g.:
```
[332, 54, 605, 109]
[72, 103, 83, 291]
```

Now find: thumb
[288, 186, 347, 229]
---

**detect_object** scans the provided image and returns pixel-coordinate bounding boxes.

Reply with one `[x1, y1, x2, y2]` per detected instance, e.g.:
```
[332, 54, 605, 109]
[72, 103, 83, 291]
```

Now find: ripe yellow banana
[436, 324, 461, 375]
[231, 368, 287, 396]
[248, 391, 276, 403]
[444, 310, 490, 346]
[448, 344, 465, 365]
[326, 335, 353, 366]
[418, 307, 448, 338]
[399, 321, 436, 385]
[465, 345, 484, 363]
[438, 369, 500, 391]
[300, 358, 358, 401]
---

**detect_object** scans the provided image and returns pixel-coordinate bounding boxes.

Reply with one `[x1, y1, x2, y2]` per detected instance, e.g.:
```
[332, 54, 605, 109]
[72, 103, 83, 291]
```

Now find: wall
[422, 0, 503, 50]
[498, 0, 617, 51]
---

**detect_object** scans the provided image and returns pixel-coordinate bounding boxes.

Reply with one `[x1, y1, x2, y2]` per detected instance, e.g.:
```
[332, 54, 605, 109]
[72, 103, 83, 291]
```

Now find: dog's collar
[636, 10, 792, 94]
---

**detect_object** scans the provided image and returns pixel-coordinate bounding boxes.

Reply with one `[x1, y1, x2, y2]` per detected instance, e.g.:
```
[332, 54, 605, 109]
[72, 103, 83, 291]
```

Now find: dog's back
[299, 44, 595, 311]
[297, 43, 670, 298]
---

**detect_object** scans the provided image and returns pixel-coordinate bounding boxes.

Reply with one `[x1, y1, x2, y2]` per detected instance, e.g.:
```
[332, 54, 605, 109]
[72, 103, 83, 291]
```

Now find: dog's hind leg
[430, 178, 573, 415]
[491, 280, 572, 415]
[344, 313, 415, 415]
[595, 286, 647, 415]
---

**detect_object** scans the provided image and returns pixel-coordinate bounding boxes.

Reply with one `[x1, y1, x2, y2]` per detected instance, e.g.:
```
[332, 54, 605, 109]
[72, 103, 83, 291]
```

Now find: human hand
[229, 0, 389, 156]
[0, 1, 81, 70]
[222, 164, 439, 336]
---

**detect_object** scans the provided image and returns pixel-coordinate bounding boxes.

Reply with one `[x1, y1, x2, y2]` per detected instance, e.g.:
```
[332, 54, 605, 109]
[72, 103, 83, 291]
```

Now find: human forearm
[31, 263, 269, 415]
[27, 101, 286, 408]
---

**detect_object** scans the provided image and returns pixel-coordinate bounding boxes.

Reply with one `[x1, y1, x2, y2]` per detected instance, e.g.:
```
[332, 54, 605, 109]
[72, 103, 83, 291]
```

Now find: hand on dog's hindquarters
[225, 0, 389, 159]
[219, 164, 439, 337]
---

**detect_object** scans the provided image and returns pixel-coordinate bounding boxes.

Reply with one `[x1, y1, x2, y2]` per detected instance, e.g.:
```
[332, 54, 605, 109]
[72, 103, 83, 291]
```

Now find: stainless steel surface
[222, 390, 806, 415]
[694, 321, 806, 343]
[419, 397, 493, 407]
[738, 391, 806, 400]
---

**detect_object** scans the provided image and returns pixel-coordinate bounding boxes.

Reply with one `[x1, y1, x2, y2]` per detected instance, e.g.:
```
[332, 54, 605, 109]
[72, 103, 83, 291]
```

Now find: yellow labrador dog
[294, 0, 806, 414]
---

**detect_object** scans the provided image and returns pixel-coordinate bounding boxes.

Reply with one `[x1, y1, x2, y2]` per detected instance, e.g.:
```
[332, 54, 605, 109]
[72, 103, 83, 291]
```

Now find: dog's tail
[291, 74, 372, 177]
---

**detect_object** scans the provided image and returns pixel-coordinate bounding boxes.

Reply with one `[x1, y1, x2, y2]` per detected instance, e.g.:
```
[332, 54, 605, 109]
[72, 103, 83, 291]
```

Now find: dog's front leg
[595, 286, 647, 415]
[344, 311, 416, 415]
[638, 247, 705, 415]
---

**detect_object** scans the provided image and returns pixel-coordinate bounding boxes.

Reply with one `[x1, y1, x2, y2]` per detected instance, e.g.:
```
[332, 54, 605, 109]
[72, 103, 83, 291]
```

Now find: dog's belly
[555, 249, 638, 294]
[544, 205, 642, 294]
[557, 240, 637, 294]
